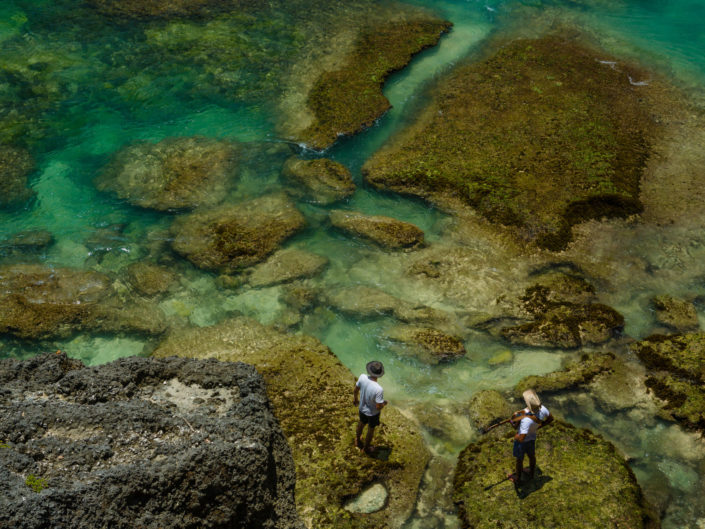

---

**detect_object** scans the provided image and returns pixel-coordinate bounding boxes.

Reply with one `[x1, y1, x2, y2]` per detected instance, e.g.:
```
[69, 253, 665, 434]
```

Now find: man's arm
[375, 389, 387, 410]
[375, 400, 388, 410]
[538, 413, 554, 429]
[353, 380, 360, 406]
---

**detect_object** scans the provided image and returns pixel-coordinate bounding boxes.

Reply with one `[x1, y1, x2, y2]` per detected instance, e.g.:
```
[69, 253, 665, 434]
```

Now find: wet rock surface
[153, 316, 429, 529]
[453, 420, 658, 528]
[0, 352, 303, 529]
[651, 295, 699, 333]
[467, 390, 513, 434]
[0, 145, 35, 208]
[363, 36, 655, 250]
[170, 194, 306, 273]
[330, 210, 425, 250]
[95, 136, 238, 212]
[281, 157, 355, 204]
[0, 264, 167, 340]
[514, 352, 615, 397]
[386, 325, 465, 364]
[248, 248, 328, 288]
[127, 261, 177, 297]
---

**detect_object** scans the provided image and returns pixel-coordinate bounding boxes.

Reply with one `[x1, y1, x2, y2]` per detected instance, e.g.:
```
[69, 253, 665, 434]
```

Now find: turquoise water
[2, 0, 705, 526]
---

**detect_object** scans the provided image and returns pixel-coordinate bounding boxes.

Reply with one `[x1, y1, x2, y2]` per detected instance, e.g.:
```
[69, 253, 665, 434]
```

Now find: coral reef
[364, 36, 655, 250]
[153, 316, 429, 529]
[170, 194, 306, 273]
[0, 352, 303, 529]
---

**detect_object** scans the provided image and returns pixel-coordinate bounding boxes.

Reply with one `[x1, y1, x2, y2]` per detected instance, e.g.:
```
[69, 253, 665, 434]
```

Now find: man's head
[366, 361, 385, 378]
[523, 389, 541, 414]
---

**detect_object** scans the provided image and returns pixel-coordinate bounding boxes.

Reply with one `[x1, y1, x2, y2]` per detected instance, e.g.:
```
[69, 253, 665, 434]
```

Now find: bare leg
[355, 422, 364, 449]
[527, 454, 536, 479]
[364, 425, 376, 452]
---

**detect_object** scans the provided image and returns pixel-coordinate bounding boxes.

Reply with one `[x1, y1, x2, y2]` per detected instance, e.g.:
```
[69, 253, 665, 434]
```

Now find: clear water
[2, 0, 705, 526]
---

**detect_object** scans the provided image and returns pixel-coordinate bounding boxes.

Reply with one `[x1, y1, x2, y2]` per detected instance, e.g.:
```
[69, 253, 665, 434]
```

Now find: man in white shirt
[508, 389, 553, 484]
[353, 361, 388, 455]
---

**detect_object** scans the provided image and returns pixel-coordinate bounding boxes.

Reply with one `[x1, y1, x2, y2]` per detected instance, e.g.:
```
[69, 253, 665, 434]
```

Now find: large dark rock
[453, 420, 658, 528]
[0, 145, 35, 208]
[0, 264, 167, 340]
[95, 137, 238, 212]
[170, 194, 306, 273]
[0, 352, 304, 529]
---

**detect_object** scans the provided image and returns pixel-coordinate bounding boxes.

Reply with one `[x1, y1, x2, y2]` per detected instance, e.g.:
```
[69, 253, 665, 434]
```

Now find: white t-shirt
[356, 374, 384, 416]
[518, 405, 550, 442]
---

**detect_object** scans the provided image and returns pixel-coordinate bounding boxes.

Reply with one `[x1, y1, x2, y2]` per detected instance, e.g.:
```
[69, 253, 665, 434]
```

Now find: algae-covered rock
[0, 264, 167, 340]
[281, 157, 355, 204]
[330, 210, 425, 250]
[0, 230, 53, 251]
[95, 137, 238, 212]
[644, 373, 705, 431]
[170, 194, 306, 273]
[386, 325, 465, 364]
[651, 295, 699, 333]
[364, 37, 654, 250]
[0, 145, 35, 208]
[453, 420, 658, 528]
[467, 390, 513, 433]
[327, 285, 400, 319]
[153, 316, 429, 529]
[248, 248, 328, 288]
[297, 17, 451, 150]
[126, 261, 177, 297]
[514, 352, 614, 397]
[631, 333, 705, 383]
[0, 352, 304, 529]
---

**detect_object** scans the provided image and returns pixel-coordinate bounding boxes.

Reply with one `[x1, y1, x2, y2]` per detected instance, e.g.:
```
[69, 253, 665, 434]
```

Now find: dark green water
[1, 0, 705, 526]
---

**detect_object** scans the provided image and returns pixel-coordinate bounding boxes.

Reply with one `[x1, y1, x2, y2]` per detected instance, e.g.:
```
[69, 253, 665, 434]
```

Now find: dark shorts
[359, 411, 381, 427]
[513, 439, 536, 460]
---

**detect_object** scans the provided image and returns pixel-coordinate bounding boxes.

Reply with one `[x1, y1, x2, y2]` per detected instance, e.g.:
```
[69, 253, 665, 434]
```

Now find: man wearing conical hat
[508, 389, 553, 484]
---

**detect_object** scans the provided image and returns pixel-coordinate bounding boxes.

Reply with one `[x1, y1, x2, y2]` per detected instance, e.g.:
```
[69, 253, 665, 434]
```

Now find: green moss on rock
[514, 352, 614, 397]
[651, 295, 699, 333]
[453, 420, 658, 528]
[153, 317, 429, 529]
[329, 210, 425, 250]
[281, 157, 355, 205]
[0, 145, 35, 208]
[631, 333, 705, 383]
[299, 17, 451, 150]
[364, 37, 654, 249]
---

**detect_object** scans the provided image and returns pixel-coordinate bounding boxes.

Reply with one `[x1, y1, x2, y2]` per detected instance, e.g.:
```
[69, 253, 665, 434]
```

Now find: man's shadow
[483, 468, 552, 499]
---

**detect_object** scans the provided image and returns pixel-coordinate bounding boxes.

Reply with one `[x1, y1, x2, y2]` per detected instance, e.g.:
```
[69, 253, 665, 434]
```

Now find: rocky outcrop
[95, 137, 238, 212]
[0, 264, 167, 340]
[453, 420, 658, 528]
[501, 280, 624, 348]
[330, 210, 425, 250]
[281, 157, 355, 204]
[514, 352, 615, 397]
[386, 325, 465, 364]
[153, 316, 429, 529]
[467, 390, 513, 436]
[0, 145, 35, 208]
[631, 333, 705, 431]
[363, 37, 655, 250]
[295, 17, 451, 150]
[0, 352, 303, 529]
[248, 248, 328, 288]
[651, 295, 699, 333]
[127, 261, 177, 297]
[170, 194, 306, 273]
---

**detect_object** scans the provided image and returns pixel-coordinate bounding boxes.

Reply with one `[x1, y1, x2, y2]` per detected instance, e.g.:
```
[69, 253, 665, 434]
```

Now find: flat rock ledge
[330, 210, 425, 250]
[0, 353, 303, 529]
[452, 420, 659, 529]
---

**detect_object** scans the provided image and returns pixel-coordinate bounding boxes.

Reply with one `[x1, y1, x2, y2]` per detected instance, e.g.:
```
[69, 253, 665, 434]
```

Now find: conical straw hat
[523, 389, 541, 413]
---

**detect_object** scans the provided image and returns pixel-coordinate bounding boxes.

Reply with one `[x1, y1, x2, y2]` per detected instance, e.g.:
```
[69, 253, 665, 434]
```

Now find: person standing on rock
[508, 389, 553, 484]
[353, 361, 388, 455]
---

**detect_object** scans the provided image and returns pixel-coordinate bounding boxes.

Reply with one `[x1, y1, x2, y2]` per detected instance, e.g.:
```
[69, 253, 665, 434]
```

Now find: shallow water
[2, 0, 705, 526]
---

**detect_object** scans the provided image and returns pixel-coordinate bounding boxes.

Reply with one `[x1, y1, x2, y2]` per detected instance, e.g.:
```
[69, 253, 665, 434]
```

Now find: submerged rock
[327, 285, 400, 319]
[0, 352, 303, 529]
[294, 17, 451, 150]
[453, 420, 658, 528]
[386, 325, 466, 364]
[95, 136, 238, 212]
[126, 261, 177, 297]
[170, 194, 306, 273]
[87, 0, 243, 18]
[281, 157, 355, 204]
[153, 316, 429, 529]
[651, 295, 699, 333]
[0, 230, 54, 261]
[0, 145, 35, 208]
[514, 352, 615, 397]
[330, 210, 425, 250]
[363, 37, 655, 250]
[248, 248, 328, 288]
[0, 264, 167, 340]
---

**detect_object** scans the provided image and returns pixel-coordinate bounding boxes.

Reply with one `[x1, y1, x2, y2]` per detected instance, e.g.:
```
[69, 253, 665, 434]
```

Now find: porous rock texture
[0, 145, 35, 208]
[153, 316, 429, 529]
[453, 420, 659, 528]
[386, 325, 466, 364]
[651, 295, 699, 333]
[170, 194, 306, 273]
[0, 352, 304, 529]
[281, 157, 355, 205]
[330, 210, 425, 250]
[95, 136, 238, 212]
[0, 264, 167, 340]
[363, 36, 655, 250]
